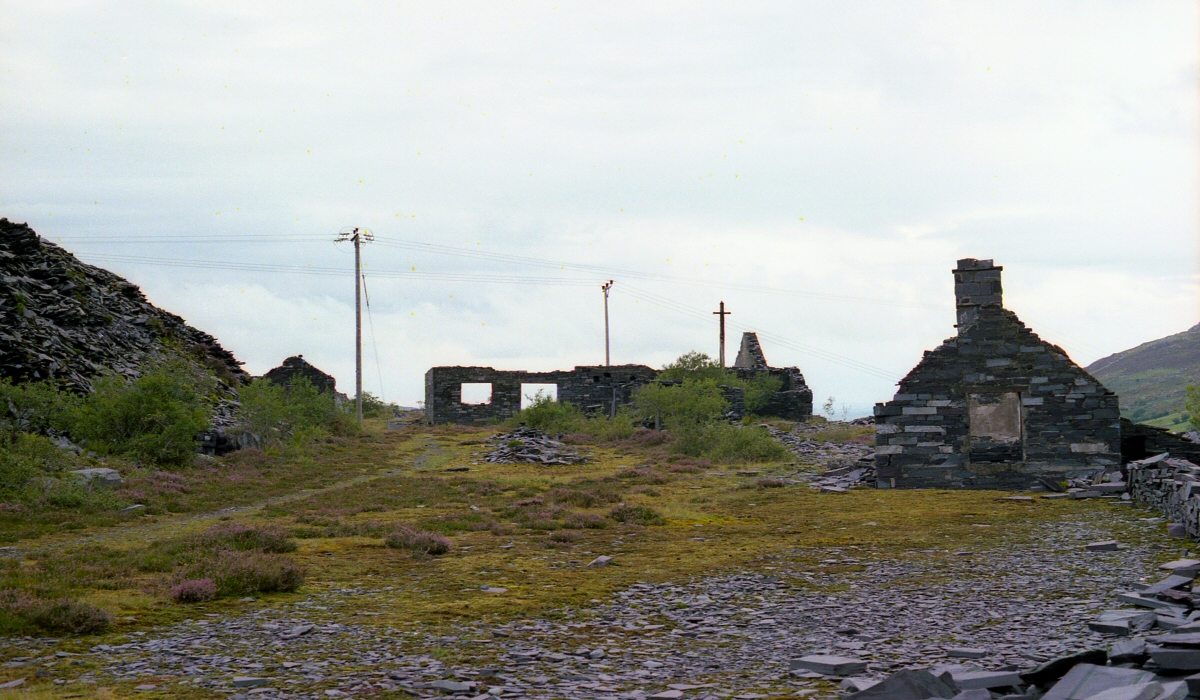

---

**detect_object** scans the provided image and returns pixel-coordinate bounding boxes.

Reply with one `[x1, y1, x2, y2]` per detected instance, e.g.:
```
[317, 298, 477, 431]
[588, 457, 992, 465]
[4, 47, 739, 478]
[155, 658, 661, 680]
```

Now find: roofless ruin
[874, 258, 1121, 489]
[424, 332, 812, 425]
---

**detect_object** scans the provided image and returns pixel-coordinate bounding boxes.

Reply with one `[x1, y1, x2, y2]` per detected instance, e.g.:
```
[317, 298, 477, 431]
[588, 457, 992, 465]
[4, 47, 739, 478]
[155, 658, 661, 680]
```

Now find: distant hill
[1086, 323, 1200, 431]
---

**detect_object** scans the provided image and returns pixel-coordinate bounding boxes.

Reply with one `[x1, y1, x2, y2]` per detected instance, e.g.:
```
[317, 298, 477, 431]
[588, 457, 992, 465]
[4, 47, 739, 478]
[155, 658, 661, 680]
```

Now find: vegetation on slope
[1086, 323, 1200, 430]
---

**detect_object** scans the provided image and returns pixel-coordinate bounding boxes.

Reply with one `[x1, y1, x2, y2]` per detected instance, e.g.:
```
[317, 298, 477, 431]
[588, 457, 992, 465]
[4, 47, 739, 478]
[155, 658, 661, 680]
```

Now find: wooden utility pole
[601, 280, 613, 366]
[335, 227, 374, 425]
[713, 301, 730, 367]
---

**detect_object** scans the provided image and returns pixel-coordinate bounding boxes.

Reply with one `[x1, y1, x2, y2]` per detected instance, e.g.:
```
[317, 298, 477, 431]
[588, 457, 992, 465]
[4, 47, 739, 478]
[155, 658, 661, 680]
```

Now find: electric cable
[361, 271, 386, 406]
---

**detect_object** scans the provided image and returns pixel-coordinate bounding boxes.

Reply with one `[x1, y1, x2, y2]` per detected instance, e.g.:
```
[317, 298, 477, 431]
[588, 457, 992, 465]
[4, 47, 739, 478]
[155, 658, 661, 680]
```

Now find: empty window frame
[520, 383, 558, 410]
[460, 383, 493, 405]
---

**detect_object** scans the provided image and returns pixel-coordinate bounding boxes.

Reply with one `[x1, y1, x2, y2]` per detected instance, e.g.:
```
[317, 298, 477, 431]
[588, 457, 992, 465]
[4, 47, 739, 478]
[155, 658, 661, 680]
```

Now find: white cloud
[3, 1, 1197, 414]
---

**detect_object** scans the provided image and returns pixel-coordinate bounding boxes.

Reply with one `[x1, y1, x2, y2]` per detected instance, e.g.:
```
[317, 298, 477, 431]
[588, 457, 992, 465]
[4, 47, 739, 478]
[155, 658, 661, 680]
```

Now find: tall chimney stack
[954, 258, 1002, 334]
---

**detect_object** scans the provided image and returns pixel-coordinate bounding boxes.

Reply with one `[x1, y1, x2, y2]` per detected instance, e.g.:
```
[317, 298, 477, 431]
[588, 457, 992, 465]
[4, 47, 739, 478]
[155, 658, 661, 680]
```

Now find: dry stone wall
[1128, 454, 1200, 538]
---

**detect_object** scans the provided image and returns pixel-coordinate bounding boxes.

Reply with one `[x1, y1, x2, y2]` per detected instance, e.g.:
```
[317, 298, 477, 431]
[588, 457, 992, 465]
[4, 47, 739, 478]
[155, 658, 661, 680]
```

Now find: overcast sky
[3, 1, 1198, 414]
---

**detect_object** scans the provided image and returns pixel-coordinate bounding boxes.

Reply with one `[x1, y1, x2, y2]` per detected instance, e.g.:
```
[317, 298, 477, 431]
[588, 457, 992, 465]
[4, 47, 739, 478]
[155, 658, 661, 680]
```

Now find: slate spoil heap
[769, 423, 877, 491]
[483, 428, 587, 465]
[0, 219, 245, 390]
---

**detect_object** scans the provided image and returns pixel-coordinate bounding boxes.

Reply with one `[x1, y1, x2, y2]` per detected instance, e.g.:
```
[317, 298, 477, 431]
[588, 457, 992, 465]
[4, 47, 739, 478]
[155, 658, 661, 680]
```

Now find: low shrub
[674, 423, 789, 464]
[667, 464, 700, 473]
[757, 477, 787, 489]
[180, 550, 304, 596]
[610, 503, 666, 526]
[563, 512, 607, 529]
[197, 522, 297, 553]
[548, 486, 622, 508]
[292, 520, 389, 539]
[548, 530, 579, 543]
[385, 526, 452, 556]
[505, 393, 638, 442]
[237, 376, 354, 447]
[170, 578, 217, 603]
[0, 589, 111, 634]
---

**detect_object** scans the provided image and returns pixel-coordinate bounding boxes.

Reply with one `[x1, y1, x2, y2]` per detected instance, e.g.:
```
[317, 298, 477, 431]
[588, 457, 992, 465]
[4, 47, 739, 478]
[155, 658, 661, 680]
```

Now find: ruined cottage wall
[733, 366, 813, 420]
[425, 365, 658, 425]
[874, 307, 1121, 489]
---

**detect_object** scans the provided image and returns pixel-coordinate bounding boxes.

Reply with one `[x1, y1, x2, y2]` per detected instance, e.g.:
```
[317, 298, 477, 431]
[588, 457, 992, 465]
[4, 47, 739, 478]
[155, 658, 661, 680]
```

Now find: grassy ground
[0, 418, 1185, 698]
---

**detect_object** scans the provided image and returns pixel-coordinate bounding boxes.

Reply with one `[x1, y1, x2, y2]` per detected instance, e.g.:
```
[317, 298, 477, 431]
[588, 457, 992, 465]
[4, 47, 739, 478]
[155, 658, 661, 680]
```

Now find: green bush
[0, 378, 78, 436]
[0, 589, 111, 635]
[679, 423, 789, 463]
[1187, 385, 1200, 432]
[68, 363, 212, 466]
[505, 392, 637, 442]
[634, 378, 728, 431]
[385, 526, 452, 555]
[238, 377, 353, 446]
[657, 351, 783, 414]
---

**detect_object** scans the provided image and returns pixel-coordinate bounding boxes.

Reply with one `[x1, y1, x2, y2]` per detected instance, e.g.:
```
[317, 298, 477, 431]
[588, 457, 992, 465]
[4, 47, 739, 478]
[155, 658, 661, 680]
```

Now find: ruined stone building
[731, 332, 814, 419]
[874, 259, 1121, 489]
[425, 365, 659, 425]
[425, 335, 815, 425]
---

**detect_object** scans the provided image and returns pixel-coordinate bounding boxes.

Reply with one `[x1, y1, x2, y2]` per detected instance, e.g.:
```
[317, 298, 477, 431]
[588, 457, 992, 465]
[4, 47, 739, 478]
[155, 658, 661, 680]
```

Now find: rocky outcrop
[0, 219, 245, 391]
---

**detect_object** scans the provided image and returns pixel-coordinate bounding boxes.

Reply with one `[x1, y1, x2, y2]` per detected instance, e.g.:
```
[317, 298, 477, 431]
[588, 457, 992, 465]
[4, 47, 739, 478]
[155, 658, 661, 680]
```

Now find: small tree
[1186, 385, 1200, 432]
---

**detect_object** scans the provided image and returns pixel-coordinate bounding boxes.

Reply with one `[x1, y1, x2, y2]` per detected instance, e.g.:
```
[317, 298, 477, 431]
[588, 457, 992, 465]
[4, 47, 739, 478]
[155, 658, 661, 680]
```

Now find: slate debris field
[3, 513, 1185, 700]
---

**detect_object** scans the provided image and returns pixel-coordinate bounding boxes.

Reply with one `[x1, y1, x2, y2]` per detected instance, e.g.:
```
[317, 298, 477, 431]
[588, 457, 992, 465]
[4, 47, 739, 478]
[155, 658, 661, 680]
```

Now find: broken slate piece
[232, 677, 270, 688]
[0, 679, 24, 689]
[1148, 648, 1200, 671]
[1156, 632, 1200, 646]
[1143, 575, 1194, 595]
[1087, 540, 1120, 551]
[1040, 664, 1156, 700]
[1161, 559, 1200, 573]
[950, 691, 991, 700]
[1110, 639, 1150, 666]
[1082, 683, 1162, 700]
[1020, 650, 1109, 687]
[648, 691, 684, 699]
[423, 680, 474, 693]
[790, 655, 868, 676]
[587, 556, 613, 568]
[840, 678, 880, 693]
[1184, 673, 1200, 697]
[945, 647, 989, 659]
[1089, 610, 1156, 636]
[1168, 524, 1188, 539]
[1152, 681, 1188, 700]
[951, 670, 1023, 690]
[1116, 591, 1187, 614]
[843, 670, 957, 700]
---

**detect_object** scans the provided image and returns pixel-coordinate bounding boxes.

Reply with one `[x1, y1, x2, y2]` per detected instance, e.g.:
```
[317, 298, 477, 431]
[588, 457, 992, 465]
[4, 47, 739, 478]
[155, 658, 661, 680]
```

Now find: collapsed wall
[731, 332, 814, 420]
[0, 219, 246, 391]
[1128, 454, 1200, 538]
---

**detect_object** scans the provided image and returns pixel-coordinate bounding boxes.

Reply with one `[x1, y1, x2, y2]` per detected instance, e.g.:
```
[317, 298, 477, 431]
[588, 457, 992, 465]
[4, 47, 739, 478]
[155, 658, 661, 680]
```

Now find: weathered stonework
[424, 365, 659, 425]
[731, 332, 814, 420]
[874, 259, 1121, 490]
[262, 355, 337, 394]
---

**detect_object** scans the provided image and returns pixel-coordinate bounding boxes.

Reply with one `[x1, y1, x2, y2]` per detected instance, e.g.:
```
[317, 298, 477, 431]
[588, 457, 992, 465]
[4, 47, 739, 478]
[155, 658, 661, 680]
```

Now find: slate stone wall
[731, 332, 814, 420]
[874, 259, 1121, 490]
[424, 365, 659, 425]
[262, 355, 337, 394]
[1128, 455, 1200, 538]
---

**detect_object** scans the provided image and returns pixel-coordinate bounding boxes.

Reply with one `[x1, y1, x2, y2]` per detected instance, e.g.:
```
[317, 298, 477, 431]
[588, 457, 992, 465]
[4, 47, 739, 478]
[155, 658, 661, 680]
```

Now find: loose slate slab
[1082, 682, 1162, 700]
[231, 677, 270, 688]
[1142, 575, 1195, 596]
[1161, 559, 1200, 572]
[1148, 648, 1200, 671]
[1109, 638, 1149, 665]
[843, 670, 957, 700]
[1041, 664, 1156, 700]
[1116, 591, 1188, 614]
[1087, 540, 1120, 551]
[1020, 650, 1109, 687]
[1154, 681, 1189, 700]
[945, 647, 989, 659]
[1156, 632, 1200, 647]
[789, 655, 868, 676]
[1089, 610, 1156, 636]
[951, 670, 1023, 690]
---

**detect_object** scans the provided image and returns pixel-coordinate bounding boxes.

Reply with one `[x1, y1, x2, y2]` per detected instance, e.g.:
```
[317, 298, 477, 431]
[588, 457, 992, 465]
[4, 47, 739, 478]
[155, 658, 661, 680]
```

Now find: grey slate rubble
[0, 219, 245, 392]
[17, 515, 1200, 699]
[483, 428, 588, 465]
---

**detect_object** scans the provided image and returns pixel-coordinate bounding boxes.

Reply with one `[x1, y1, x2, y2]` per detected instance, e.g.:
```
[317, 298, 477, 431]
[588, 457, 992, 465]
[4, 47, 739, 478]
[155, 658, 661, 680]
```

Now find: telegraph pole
[713, 301, 730, 367]
[601, 280, 613, 366]
[335, 227, 374, 425]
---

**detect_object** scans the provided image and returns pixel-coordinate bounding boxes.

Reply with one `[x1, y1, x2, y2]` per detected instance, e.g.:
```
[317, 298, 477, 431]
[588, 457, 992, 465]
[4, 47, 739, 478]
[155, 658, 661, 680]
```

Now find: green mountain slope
[1086, 323, 1200, 431]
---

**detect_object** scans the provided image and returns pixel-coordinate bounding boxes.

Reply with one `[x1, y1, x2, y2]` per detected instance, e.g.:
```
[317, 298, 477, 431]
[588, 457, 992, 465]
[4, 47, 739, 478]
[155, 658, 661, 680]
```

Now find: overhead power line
[55, 233, 950, 311]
